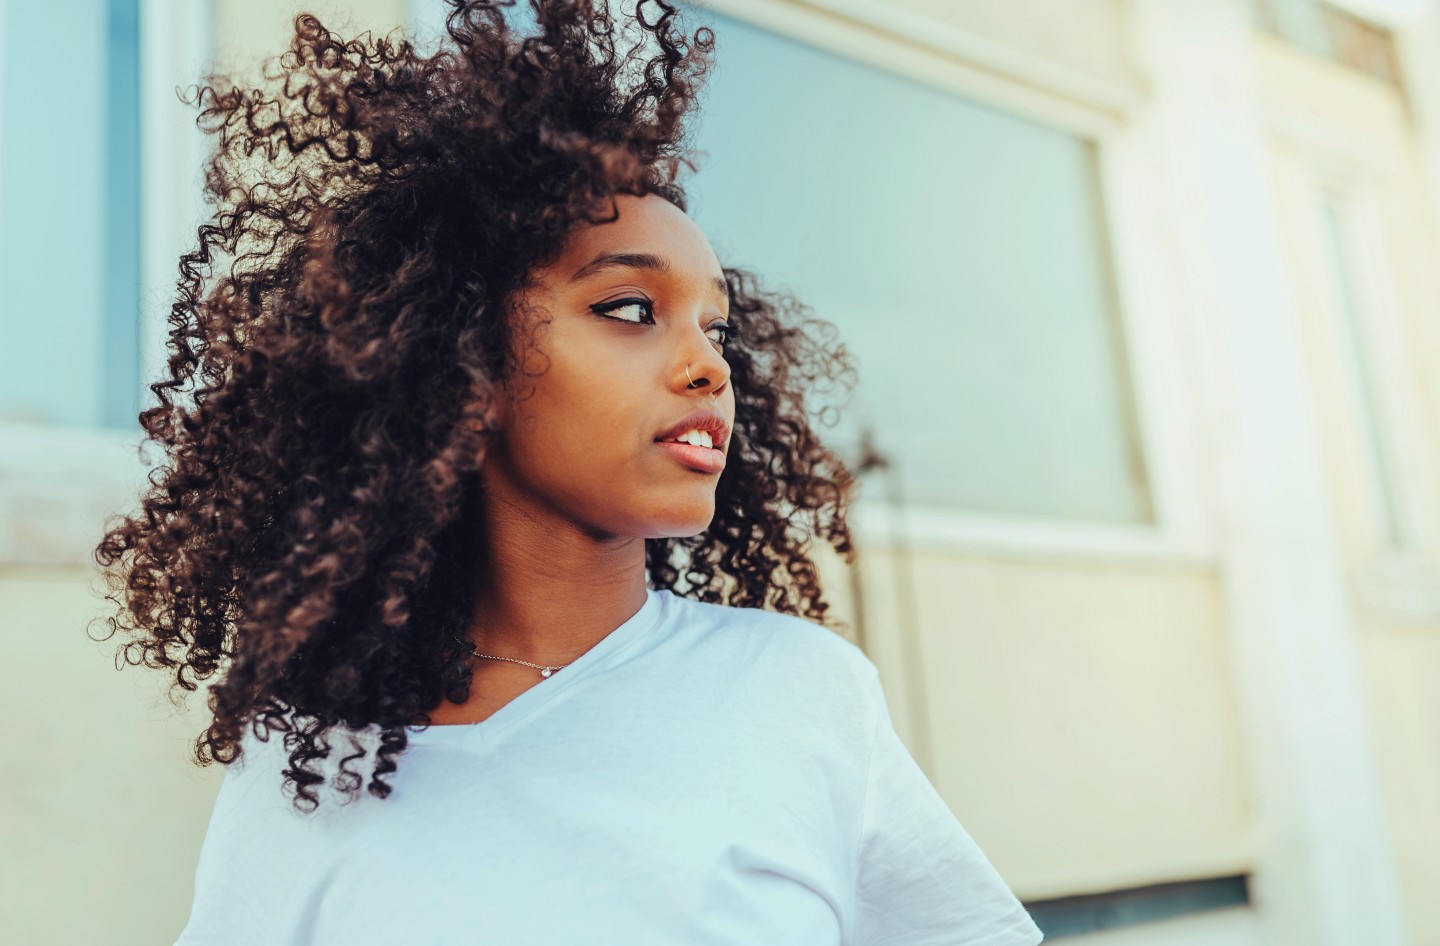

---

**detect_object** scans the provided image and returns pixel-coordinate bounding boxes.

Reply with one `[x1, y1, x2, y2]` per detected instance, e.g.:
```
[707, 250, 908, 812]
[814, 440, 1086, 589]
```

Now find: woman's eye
[706, 323, 738, 347]
[590, 298, 654, 324]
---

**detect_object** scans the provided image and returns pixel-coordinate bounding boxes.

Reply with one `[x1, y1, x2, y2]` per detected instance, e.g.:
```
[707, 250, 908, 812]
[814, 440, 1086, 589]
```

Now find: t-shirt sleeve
[850, 666, 1044, 946]
[173, 758, 278, 944]
[172, 733, 332, 945]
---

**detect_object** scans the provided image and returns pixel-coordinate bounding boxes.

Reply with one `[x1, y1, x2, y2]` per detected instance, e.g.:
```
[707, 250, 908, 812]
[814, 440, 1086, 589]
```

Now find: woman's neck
[464, 465, 649, 665]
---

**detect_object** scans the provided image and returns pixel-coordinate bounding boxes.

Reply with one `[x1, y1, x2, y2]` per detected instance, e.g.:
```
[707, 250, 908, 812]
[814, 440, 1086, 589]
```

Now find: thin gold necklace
[451, 631, 571, 678]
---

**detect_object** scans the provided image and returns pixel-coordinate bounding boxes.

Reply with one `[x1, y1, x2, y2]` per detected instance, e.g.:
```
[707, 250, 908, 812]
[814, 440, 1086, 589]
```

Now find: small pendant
[541, 668, 554, 678]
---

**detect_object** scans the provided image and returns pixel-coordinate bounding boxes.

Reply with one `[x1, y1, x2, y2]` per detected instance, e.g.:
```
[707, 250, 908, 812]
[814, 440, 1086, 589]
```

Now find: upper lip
[655, 409, 730, 449]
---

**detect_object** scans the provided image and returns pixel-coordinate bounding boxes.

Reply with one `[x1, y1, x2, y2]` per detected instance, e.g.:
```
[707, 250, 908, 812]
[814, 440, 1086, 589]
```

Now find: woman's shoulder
[207, 718, 390, 829]
[659, 591, 880, 695]
[176, 725, 368, 943]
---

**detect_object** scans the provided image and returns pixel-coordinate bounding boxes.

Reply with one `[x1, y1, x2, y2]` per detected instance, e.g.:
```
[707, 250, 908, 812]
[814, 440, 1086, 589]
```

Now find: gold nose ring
[686, 363, 720, 396]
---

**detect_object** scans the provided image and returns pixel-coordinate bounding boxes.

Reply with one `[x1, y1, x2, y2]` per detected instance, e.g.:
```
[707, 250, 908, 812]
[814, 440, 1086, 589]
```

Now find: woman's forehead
[558, 194, 720, 275]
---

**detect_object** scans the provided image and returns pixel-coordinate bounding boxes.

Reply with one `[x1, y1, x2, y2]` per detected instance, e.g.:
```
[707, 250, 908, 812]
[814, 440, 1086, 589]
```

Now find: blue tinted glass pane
[0, 0, 140, 429]
[683, 9, 1152, 522]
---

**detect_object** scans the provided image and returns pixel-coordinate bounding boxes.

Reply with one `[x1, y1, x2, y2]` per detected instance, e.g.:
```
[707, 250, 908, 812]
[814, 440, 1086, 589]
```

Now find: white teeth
[671, 428, 715, 448]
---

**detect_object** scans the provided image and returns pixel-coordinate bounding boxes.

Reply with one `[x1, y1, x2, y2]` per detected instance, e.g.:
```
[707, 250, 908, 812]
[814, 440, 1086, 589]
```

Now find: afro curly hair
[93, 0, 859, 813]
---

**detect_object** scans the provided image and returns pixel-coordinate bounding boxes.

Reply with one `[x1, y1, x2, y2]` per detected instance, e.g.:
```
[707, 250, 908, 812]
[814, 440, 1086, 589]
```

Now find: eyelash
[589, 297, 741, 347]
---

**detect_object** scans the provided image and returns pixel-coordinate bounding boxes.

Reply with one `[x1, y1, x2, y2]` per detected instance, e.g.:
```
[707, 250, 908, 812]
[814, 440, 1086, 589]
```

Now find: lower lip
[656, 440, 726, 474]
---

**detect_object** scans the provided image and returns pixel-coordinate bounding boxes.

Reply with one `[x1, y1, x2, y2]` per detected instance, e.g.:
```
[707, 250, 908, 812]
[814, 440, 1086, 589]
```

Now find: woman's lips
[656, 440, 726, 474]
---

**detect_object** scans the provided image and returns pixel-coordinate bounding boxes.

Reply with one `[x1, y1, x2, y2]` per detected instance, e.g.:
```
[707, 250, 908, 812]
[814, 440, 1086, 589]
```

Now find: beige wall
[1256, 34, 1440, 946]
[0, 565, 219, 945]
[830, 549, 1254, 901]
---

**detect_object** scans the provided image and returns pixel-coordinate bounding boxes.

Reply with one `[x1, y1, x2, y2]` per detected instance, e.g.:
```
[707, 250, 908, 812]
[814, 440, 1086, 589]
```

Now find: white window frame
[0, 0, 211, 566]
[1275, 120, 1440, 618]
[698, 0, 1215, 568]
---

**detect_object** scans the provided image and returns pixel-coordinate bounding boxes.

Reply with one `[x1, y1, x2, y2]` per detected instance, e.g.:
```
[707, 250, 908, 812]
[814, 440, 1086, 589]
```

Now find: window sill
[0, 421, 151, 566]
[849, 499, 1216, 568]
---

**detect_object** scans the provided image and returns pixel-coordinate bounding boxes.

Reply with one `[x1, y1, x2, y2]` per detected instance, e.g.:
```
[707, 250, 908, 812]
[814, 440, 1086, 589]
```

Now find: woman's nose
[680, 340, 730, 398]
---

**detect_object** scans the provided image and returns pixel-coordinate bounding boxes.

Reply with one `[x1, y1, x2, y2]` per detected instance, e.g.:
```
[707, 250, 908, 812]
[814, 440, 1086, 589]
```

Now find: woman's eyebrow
[571, 251, 728, 300]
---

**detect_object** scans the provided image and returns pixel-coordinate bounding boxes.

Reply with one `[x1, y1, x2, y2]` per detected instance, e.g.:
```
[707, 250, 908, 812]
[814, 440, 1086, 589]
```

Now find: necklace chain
[451, 632, 571, 678]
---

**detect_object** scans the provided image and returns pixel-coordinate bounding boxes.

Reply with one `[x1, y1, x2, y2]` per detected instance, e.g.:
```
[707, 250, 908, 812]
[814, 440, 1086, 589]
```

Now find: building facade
[2, 0, 1439, 943]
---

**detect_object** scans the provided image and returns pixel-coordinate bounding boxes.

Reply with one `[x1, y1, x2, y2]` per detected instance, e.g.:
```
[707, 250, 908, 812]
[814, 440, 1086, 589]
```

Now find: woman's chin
[643, 503, 717, 539]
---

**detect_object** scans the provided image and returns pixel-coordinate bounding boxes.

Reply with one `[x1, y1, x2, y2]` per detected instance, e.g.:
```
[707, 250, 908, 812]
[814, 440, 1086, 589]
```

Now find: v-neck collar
[406, 587, 668, 745]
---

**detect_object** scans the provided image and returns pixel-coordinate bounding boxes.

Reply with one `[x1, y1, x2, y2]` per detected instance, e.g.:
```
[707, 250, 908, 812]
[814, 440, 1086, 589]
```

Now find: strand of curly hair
[93, 0, 859, 813]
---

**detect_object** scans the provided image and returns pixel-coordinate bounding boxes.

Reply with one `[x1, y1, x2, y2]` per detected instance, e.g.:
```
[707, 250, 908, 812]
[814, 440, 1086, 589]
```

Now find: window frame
[698, 0, 1215, 568]
[0, 0, 212, 567]
[1283, 130, 1440, 618]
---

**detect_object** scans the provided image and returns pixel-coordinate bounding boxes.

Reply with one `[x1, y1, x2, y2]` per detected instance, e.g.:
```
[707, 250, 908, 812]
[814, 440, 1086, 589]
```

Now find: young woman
[95, 2, 1043, 943]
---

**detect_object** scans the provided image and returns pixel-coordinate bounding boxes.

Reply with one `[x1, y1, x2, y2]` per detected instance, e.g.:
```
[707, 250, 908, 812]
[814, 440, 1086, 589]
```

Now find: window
[682, 8, 1152, 523]
[0, 0, 142, 430]
[1315, 189, 1419, 552]
[1250, 0, 1403, 87]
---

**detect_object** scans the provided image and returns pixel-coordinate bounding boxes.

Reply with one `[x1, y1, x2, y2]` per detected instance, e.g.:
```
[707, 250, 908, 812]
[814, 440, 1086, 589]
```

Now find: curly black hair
[92, 0, 858, 813]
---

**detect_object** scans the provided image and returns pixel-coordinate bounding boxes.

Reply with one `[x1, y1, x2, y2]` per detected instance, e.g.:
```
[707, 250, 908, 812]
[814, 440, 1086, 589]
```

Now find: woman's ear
[467, 397, 509, 434]
[461, 380, 511, 435]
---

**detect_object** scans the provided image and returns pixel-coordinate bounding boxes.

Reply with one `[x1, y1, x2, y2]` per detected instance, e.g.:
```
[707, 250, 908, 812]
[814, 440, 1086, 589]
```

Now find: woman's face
[489, 193, 736, 540]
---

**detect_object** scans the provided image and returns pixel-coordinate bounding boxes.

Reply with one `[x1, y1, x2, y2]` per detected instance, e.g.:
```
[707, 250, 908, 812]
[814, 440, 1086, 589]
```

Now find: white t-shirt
[175, 587, 1044, 946]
